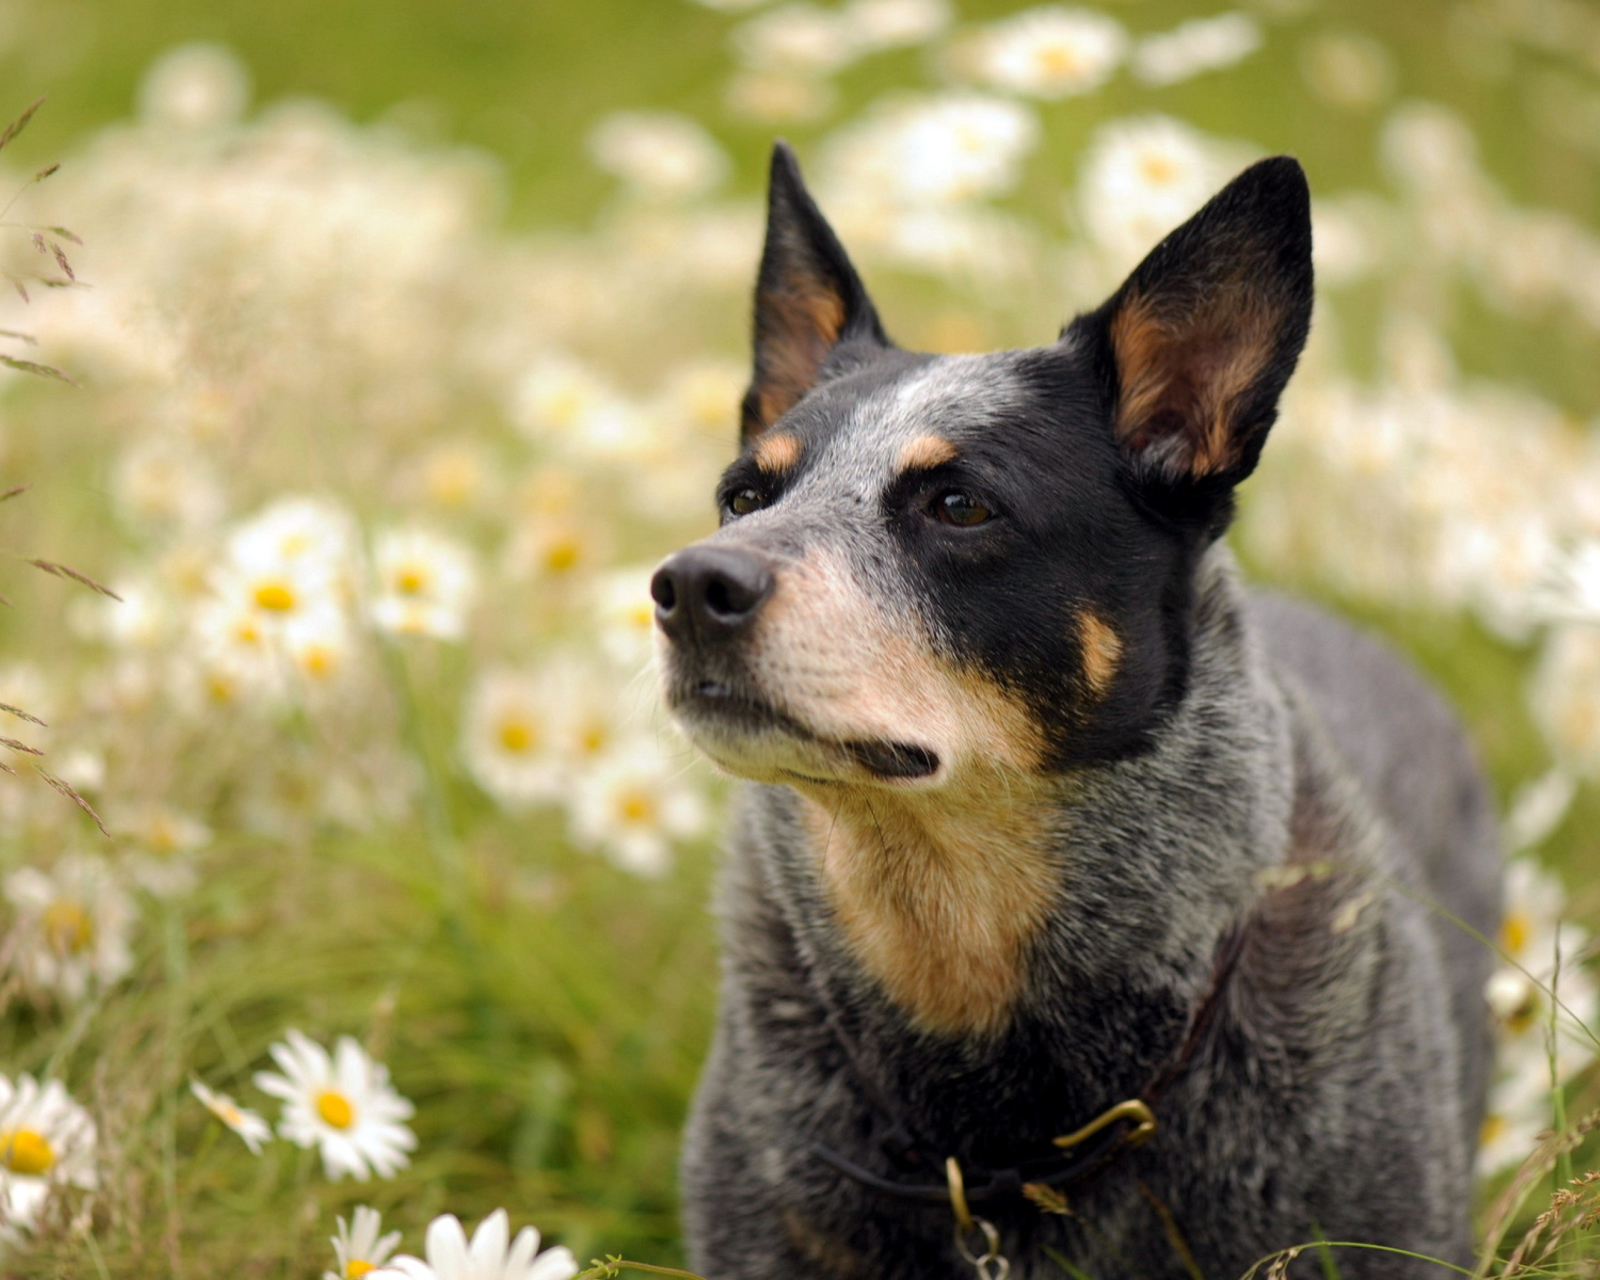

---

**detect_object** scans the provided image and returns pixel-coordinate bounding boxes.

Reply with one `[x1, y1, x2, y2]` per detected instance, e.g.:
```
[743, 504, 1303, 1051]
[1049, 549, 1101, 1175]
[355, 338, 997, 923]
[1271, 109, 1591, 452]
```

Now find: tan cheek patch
[751, 431, 803, 476]
[1077, 609, 1122, 698]
[894, 433, 960, 475]
[756, 550, 1045, 775]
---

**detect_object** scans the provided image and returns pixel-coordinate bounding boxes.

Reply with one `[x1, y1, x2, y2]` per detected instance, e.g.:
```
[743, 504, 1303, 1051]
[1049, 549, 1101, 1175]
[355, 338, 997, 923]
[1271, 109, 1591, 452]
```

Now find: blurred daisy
[3, 856, 135, 1003]
[589, 112, 729, 202]
[972, 6, 1127, 100]
[254, 1030, 417, 1181]
[501, 511, 609, 585]
[570, 737, 707, 876]
[121, 803, 211, 897]
[369, 528, 478, 641]
[595, 565, 660, 672]
[1131, 12, 1261, 87]
[844, 0, 951, 51]
[227, 496, 357, 591]
[461, 668, 569, 809]
[509, 355, 649, 462]
[326, 1205, 401, 1280]
[1078, 115, 1223, 265]
[190, 1080, 271, 1156]
[823, 93, 1039, 208]
[1530, 624, 1600, 777]
[0, 1075, 96, 1243]
[724, 70, 836, 124]
[410, 442, 497, 511]
[111, 437, 226, 532]
[138, 42, 251, 130]
[733, 3, 858, 76]
[382, 1209, 578, 1280]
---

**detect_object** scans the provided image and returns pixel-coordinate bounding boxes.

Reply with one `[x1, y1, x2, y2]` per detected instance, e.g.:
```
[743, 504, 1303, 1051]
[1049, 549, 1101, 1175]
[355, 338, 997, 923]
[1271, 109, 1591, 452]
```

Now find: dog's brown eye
[934, 492, 992, 527]
[727, 488, 764, 517]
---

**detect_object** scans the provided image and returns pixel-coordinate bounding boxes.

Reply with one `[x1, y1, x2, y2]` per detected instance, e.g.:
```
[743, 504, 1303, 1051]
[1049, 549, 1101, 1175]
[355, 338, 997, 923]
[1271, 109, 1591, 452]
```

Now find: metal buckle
[947, 1158, 1011, 1280]
[1051, 1098, 1156, 1152]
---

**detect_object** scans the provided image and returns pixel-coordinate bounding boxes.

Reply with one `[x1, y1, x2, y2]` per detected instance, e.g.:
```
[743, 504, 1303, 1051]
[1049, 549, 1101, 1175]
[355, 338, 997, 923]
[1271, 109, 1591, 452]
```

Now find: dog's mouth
[669, 678, 941, 785]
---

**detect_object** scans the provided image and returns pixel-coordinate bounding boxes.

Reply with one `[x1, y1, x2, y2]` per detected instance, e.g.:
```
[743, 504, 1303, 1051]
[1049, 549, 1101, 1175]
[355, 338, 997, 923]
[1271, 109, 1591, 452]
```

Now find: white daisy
[381, 1209, 578, 1280]
[189, 1080, 271, 1156]
[1130, 12, 1261, 87]
[1077, 115, 1225, 265]
[844, 0, 950, 51]
[732, 3, 858, 77]
[569, 737, 707, 877]
[369, 528, 478, 642]
[111, 437, 226, 532]
[461, 667, 570, 809]
[253, 1031, 417, 1181]
[326, 1205, 402, 1280]
[121, 803, 212, 897]
[823, 93, 1039, 208]
[595, 565, 660, 673]
[138, 42, 251, 130]
[972, 6, 1127, 100]
[588, 112, 729, 203]
[0, 1074, 97, 1245]
[3, 856, 136, 1003]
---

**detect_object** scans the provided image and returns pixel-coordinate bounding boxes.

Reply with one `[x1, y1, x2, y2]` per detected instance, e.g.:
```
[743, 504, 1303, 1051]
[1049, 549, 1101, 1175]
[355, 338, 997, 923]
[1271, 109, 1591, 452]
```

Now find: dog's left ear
[741, 141, 890, 443]
[1070, 156, 1313, 510]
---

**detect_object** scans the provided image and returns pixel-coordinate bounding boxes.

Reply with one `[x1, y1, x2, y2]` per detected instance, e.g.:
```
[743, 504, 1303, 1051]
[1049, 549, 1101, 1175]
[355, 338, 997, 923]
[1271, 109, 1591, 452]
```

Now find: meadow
[0, 0, 1597, 1274]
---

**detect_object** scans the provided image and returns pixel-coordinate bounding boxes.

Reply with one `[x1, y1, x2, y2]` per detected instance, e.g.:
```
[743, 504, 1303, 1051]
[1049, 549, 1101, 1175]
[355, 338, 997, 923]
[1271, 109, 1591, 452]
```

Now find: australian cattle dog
[651, 143, 1502, 1279]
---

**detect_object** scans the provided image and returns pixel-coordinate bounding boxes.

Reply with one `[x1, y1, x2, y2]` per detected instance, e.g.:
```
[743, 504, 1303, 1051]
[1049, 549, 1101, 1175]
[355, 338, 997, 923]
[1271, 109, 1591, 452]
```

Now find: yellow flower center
[234, 618, 262, 645]
[346, 1262, 376, 1279]
[300, 645, 336, 677]
[396, 567, 429, 596]
[1480, 1113, 1504, 1147]
[1502, 910, 1530, 956]
[544, 538, 582, 575]
[580, 724, 608, 755]
[619, 792, 656, 825]
[43, 900, 93, 955]
[1506, 991, 1541, 1036]
[316, 1090, 355, 1129]
[254, 581, 297, 612]
[1040, 44, 1082, 77]
[0, 1128, 55, 1176]
[499, 718, 537, 754]
[1140, 153, 1178, 186]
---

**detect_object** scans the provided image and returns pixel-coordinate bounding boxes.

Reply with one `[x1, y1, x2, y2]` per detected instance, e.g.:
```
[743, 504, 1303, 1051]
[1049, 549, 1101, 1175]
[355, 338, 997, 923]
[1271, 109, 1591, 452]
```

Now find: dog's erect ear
[1072, 156, 1312, 503]
[741, 141, 889, 443]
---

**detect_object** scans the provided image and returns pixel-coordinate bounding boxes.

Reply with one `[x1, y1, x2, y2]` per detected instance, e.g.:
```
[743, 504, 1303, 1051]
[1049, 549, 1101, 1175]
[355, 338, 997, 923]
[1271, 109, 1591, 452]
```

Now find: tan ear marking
[752, 432, 804, 475]
[1077, 609, 1122, 698]
[1110, 286, 1275, 481]
[895, 434, 961, 475]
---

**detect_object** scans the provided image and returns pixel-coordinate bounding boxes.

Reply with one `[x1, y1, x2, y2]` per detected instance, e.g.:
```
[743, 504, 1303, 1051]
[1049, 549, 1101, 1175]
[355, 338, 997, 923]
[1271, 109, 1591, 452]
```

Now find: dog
[651, 143, 1502, 1279]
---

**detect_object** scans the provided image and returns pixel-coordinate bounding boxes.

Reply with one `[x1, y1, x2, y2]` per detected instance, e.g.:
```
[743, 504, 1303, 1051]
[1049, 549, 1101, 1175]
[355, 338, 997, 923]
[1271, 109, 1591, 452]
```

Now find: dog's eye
[727, 487, 765, 517]
[933, 491, 992, 527]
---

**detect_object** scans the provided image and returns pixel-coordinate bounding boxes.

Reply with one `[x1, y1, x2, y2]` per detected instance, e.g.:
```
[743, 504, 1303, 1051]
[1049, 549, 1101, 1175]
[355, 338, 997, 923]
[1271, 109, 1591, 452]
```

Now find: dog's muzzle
[651, 546, 774, 648]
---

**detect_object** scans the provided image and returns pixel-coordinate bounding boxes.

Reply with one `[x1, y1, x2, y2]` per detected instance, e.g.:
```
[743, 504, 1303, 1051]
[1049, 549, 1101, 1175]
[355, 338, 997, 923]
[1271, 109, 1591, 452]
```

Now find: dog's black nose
[652, 547, 775, 643]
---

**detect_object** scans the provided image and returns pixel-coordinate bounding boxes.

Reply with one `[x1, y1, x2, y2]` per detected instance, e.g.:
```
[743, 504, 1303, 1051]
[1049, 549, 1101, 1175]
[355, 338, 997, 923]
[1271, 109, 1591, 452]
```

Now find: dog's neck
[766, 545, 1297, 1045]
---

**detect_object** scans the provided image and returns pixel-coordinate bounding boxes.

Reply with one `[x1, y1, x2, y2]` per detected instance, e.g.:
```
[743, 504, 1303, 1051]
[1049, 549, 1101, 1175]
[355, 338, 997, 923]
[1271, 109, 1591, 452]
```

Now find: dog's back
[1251, 591, 1501, 1149]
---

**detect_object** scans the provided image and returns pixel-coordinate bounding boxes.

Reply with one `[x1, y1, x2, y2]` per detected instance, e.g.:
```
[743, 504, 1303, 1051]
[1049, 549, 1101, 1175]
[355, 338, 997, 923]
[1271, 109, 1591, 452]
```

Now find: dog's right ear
[741, 141, 889, 444]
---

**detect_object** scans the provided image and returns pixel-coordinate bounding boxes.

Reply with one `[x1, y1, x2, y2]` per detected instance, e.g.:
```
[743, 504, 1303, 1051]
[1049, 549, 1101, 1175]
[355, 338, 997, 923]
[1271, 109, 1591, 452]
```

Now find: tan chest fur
[800, 782, 1063, 1038]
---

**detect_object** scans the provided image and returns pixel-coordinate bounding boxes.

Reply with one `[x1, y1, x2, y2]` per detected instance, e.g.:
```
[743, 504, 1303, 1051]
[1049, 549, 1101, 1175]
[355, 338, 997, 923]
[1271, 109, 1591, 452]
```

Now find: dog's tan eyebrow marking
[752, 432, 804, 475]
[895, 434, 960, 474]
[1078, 609, 1123, 698]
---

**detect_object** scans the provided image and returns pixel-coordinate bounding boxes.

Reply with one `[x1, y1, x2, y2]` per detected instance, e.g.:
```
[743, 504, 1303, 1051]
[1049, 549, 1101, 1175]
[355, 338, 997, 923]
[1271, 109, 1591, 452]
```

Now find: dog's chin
[667, 680, 942, 789]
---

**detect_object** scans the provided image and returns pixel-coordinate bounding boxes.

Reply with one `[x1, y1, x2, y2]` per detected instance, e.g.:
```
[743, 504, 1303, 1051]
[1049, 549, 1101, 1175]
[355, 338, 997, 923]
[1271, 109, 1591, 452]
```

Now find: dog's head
[653, 144, 1312, 795]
